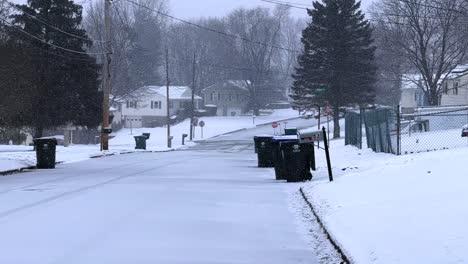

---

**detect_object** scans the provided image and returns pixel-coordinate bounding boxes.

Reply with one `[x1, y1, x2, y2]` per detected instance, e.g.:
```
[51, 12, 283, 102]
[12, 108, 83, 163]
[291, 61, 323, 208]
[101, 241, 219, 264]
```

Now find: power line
[0, 0, 106, 44]
[123, 0, 301, 54]
[0, 16, 107, 55]
[260, 0, 308, 10]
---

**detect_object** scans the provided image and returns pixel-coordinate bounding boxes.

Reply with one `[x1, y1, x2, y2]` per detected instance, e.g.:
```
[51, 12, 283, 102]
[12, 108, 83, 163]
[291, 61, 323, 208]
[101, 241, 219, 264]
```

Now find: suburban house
[400, 75, 428, 112]
[118, 86, 202, 128]
[201, 80, 250, 116]
[440, 65, 468, 106]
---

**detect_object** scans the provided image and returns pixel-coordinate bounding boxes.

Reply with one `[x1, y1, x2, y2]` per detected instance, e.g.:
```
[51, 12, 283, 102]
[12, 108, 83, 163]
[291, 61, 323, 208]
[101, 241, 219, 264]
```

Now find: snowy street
[0, 118, 321, 264]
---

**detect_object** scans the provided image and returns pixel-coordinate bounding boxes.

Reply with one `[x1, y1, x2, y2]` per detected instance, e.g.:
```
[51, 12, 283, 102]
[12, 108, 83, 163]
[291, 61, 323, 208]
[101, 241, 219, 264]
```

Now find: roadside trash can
[272, 135, 298, 180]
[281, 141, 313, 182]
[142, 133, 151, 140]
[284, 127, 298, 136]
[134, 136, 147, 150]
[33, 138, 57, 169]
[253, 135, 274, 167]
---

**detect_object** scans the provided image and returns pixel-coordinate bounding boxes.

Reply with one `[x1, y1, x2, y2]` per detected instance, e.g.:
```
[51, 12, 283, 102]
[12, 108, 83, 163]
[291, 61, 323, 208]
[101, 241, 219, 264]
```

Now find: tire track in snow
[0, 156, 209, 220]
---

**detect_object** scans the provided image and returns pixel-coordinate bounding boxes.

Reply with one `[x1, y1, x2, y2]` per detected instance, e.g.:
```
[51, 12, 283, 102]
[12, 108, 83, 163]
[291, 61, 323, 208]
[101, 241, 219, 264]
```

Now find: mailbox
[101, 127, 113, 134]
[298, 131, 322, 143]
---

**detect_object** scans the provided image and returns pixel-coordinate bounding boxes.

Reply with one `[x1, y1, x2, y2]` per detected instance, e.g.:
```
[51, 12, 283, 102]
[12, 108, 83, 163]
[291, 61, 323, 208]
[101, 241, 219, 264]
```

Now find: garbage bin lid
[33, 137, 58, 143]
[272, 135, 298, 141]
[254, 134, 274, 138]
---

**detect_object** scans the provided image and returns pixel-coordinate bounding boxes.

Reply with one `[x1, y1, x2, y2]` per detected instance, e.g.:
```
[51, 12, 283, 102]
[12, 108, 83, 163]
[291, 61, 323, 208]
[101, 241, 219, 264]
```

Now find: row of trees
[1, 0, 305, 138]
[83, 2, 304, 116]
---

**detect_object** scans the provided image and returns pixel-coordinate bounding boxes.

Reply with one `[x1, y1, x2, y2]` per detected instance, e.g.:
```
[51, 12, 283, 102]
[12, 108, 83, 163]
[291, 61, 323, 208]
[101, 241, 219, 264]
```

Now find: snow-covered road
[0, 117, 320, 264]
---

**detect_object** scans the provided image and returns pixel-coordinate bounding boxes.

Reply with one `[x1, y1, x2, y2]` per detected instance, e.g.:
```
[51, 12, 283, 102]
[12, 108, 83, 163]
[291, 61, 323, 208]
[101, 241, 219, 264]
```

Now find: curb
[299, 187, 352, 264]
[0, 161, 65, 176]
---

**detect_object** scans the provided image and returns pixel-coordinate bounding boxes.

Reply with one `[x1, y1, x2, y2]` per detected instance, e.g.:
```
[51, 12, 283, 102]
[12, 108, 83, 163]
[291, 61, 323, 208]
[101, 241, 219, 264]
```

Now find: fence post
[322, 127, 333, 182]
[397, 105, 401, 155]
[359, 107, 363, 149]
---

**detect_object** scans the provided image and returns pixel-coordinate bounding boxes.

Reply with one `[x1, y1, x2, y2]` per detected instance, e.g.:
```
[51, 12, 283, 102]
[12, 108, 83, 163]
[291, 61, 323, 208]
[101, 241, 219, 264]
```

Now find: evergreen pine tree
[10, 0, 101, 137]
[291, 0, 376, 138]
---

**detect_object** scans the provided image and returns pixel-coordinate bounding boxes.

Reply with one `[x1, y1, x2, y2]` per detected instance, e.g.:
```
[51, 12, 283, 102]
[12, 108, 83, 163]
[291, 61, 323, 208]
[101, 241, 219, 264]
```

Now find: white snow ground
[301, 139, 468, 264]
[0, 109, 300, 173]
[0, 114, 326, 264]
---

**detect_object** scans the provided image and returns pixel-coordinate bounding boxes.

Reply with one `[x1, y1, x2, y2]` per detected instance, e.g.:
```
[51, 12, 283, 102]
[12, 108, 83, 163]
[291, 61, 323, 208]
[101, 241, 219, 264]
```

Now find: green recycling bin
[253, 135, 274, 167]
[284, 127, 298, 136]
[134, 136, 147, 150]
[33, 138, 57, 169]
[281, 141, 313, 182]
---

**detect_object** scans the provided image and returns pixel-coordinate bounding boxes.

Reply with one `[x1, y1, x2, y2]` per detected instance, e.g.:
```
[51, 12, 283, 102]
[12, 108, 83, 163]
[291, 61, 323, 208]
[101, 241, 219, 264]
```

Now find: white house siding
[440, 76, 468, 106]
[119, 86, 202, 128]
[401, 89, 417, 108]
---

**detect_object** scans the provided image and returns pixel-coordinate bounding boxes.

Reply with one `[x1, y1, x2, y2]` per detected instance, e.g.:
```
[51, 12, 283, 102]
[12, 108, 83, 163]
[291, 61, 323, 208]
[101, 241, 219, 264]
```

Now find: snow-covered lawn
[400, 128, 468, 154]
[0, 109, 300, 173]
[301, 139, 468, 264]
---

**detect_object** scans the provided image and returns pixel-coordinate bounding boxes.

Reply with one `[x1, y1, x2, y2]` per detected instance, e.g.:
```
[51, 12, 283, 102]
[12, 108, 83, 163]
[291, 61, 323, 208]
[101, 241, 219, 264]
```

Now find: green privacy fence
[345, 107, 399, 154]
[363, 107, 398, 154]
[345, 111, 362, 149]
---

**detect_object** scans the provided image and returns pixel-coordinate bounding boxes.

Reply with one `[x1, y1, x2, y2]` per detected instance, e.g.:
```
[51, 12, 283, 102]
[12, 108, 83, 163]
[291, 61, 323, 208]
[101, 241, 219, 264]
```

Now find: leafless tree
[84, 0, 168, 104]
[374, 0, 468, 105]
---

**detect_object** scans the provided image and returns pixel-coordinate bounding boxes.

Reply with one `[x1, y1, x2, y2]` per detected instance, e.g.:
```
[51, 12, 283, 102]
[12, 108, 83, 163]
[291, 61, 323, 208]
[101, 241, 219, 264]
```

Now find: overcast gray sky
[11, 0, 376, 19]
[169, 0, 375, 19]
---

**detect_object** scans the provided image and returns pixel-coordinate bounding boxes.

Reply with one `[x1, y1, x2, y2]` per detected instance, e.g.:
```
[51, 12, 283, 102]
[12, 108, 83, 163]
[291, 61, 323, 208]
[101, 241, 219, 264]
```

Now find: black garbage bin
[253, 135, 274, 167]
[134, 136, 147, 150]
[33, 138, 57, 169]
[142, 133, 151, 140]
[281, 141, 313, 182]
[272, 136, 298, 180]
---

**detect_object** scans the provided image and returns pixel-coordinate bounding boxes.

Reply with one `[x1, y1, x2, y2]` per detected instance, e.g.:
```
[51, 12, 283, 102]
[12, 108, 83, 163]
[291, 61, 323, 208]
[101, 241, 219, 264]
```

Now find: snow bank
[302, 140, 468, 264]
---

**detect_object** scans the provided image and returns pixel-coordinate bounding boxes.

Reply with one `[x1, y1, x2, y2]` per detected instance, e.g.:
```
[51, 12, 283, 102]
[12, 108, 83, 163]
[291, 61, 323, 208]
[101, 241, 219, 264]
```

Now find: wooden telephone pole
[101, 0, 112, 151]
[190, 52, 196, 141]
[166, 48, 171, 148]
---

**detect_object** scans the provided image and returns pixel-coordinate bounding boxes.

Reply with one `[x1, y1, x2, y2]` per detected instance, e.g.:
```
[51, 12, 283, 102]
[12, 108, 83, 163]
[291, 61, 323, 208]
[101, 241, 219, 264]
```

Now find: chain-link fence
[399, 106, 468, 154]
[345, 105, 468, 155]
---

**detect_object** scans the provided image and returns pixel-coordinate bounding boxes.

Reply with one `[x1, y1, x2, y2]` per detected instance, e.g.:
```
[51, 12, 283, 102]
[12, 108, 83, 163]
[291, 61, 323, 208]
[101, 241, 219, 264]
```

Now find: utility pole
[101, 0, 112, 151]
[166, 48, 171, 148]
[190, 52, 196, 141]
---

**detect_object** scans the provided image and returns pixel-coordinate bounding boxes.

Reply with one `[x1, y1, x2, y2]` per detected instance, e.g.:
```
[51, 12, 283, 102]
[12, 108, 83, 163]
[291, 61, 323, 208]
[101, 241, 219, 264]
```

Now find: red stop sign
[272, 122, 279, 128]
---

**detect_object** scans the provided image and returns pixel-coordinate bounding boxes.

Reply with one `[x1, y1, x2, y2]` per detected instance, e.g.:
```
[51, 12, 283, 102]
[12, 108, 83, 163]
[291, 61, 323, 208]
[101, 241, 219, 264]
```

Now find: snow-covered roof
[444, 64, 468, 79]
[401, 74, 422, 90]
[127, 86, 202, 100]
[202, 80, 251, 93]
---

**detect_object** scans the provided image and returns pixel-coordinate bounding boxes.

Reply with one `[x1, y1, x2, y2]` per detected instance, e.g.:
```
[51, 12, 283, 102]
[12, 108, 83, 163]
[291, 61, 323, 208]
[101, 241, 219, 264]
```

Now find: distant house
[440, 64, 468, 106]
[201, 80, 250, 116]
[400, 75, 428, 112]
[118, 86, 202, 128]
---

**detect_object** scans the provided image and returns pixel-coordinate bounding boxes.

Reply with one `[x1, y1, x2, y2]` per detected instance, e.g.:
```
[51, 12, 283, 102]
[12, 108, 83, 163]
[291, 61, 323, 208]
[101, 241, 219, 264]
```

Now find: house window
[127, 101, 137, 108]
[218, 93, 221, 101]
[151, 101, 162, 109]
[454, 82, 459, 95]
[211, 92, 215, 101]
[444, 83, 448, 94]
[229, 94, 234, 101]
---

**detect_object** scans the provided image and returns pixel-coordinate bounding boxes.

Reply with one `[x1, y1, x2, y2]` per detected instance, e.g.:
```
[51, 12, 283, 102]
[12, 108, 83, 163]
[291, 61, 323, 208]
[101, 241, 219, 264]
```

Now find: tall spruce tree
[10, 0, 101, 137]
[291, 0, 376, 138]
